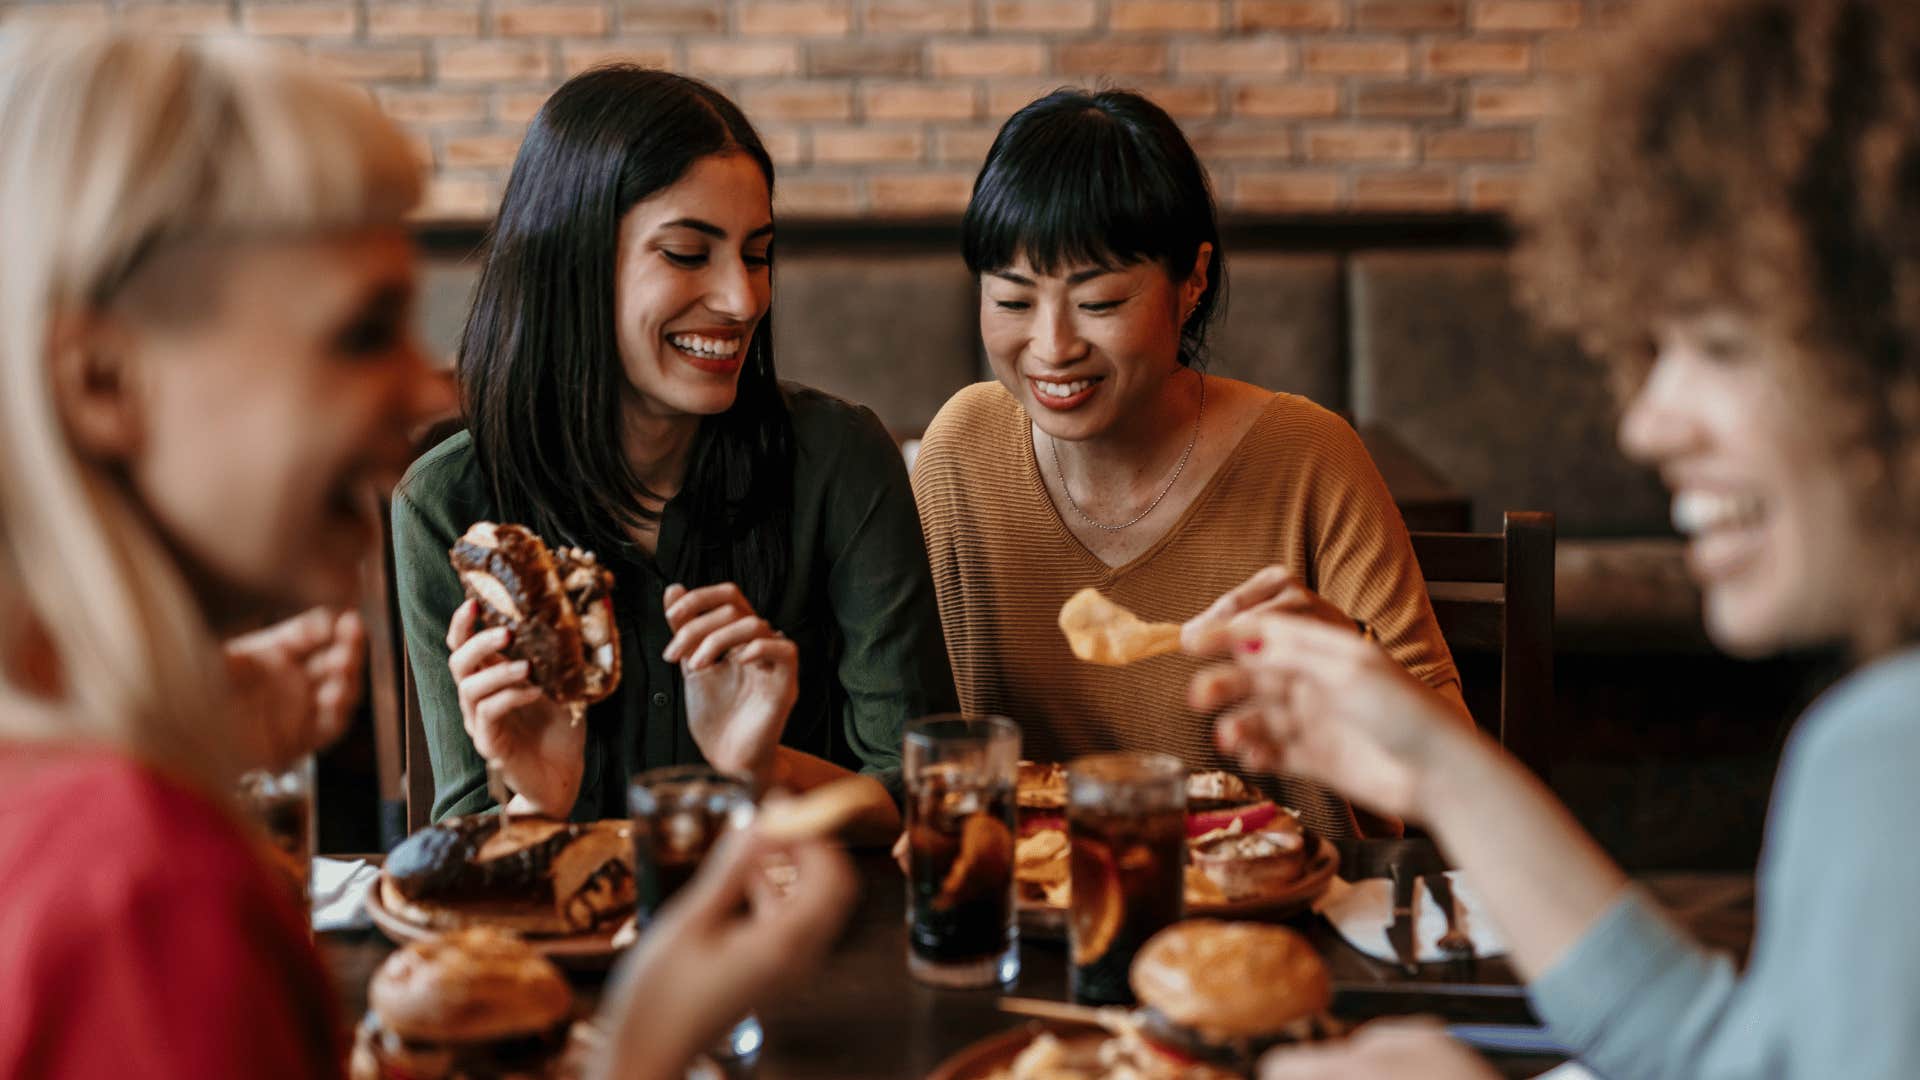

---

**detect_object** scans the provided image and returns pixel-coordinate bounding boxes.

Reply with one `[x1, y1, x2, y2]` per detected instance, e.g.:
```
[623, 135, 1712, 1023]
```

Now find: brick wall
[4, 0, 1627, 220]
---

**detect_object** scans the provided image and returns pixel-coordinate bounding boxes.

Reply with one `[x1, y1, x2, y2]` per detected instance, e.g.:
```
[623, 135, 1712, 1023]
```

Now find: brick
[1355, 0, 1462, 29]
[1353, 80, 1458, 117]
[775, 177, 863, 215]
[1468, 171, 1529, 210]
[813, 127, 926, 164]
[1112, 0, 1223, 31]
[931, 42, 1046, 77]
[936, 126, 1001, 165]
[1178, 39, 1293, 76]
[368, 6, 482, 37]
[1423, 126, 1528, 160]
[1352, 170, 1457, 209]
[1233, 170, 1342, 210]
[865, 0, 975, 32]
[419, 176, 502, 221]
[496, 4, 609, 36]
[442, 134, 525, 169]
[1056, 41, 1169, 76]
[686, 42, 802, 76]
[988, 0, 1097, 32]
[310, 45, 429, 83]
[1471, 82, 1556, 119]
[1189, 127, 1295, 160]
[740, 0, 853, 35]
[0, 4, 112, 28]
[870, 173, 975, 215]
[1302, 40, 1411, 75]
[863, 82, 978, 121]
[121, 4, 232, 32]
[1233, 82, 1340, 118]
[561, 41, 677, 76]
[439, 42, 552, 84]
[1131, 82, 1220, 118]
[1538, 33, 1597, 73]
[242, 5, 358, 37]
[809, 41, 922, 76]
[757, 127, 806, 166]
[1234, 0, 1343, 31]
[1473, 0, 1580, 30]
[497, 91, 555, 126]
[377, 89, 490, 126]
[618, 0, 723, 32]
[1303, 124, 1415, 162]
[1423, 40, 1532, 75]
[742, 82, 854, 121]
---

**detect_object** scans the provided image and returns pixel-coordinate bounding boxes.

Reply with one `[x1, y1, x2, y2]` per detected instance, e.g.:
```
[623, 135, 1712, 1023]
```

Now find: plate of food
[931, 921, 1341, 1079]
[366, 813, 636, 967]
[1015, 765, 1338, 938]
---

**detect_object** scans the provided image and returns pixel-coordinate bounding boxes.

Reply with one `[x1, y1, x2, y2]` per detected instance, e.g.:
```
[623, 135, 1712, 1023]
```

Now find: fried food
[1058, 588, 1183, 666]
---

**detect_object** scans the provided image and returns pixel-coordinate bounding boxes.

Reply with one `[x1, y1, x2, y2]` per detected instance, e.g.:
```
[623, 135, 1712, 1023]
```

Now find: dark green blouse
[391, 385, 958, 822]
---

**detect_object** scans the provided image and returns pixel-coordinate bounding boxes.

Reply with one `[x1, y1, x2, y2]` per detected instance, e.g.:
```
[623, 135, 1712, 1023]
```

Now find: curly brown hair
[1515, 0, 1920, 654]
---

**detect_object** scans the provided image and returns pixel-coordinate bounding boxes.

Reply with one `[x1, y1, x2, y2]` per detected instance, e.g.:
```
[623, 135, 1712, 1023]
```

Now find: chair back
[1409, 511, 1556, 781]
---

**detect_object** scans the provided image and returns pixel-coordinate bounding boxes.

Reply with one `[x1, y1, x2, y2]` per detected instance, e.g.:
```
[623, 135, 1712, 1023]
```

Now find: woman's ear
[1183, 242, 1214, 319]
[46, 312, 143, 463]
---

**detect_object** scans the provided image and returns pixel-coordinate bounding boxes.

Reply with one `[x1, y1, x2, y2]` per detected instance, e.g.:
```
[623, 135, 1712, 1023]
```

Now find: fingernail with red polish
[1238, 638, 1263, 654]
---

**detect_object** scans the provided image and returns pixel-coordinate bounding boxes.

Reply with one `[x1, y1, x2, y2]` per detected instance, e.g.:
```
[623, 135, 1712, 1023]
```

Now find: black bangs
[963, 88, 1226, 364]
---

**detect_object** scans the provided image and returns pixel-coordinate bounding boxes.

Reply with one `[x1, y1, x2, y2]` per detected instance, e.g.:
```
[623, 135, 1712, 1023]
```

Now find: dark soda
[1067, 804, 1187, 1005]
[907, 768, 1016, 965]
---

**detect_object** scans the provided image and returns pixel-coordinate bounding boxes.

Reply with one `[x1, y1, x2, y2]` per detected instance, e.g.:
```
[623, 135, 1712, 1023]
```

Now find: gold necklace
[1050, 371, 1205, 532]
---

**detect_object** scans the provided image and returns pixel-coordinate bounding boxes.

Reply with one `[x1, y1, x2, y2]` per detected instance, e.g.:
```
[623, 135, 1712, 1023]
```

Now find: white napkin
[1312, 870, 1509, 963]
[311, 857, 380, 932]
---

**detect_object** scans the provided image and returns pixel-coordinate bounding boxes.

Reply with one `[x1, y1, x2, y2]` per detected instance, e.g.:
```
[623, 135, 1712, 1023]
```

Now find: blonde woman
[0, 28, 852, 1078]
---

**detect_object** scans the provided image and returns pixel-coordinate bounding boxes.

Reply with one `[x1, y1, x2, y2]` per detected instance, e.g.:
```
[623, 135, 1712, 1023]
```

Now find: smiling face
[612, 152, 773, 421]
[94, 227, 441, 623]
[979, 247, 1209, 443]
[1618, 311, 1864, 655]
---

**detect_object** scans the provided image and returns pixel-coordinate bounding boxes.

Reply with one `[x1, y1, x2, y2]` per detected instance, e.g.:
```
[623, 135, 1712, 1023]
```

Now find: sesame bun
[369, 927, 573, 1043]
[1130, 920, 1331, 1042]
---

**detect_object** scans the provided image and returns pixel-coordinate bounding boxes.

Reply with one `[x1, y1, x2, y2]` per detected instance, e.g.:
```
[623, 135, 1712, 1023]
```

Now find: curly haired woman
[1199, 0, 1920, 1076]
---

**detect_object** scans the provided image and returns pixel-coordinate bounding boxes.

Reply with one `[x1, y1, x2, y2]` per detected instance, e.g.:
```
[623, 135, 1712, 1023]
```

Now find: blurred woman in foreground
[1194, 0, 1920, 1076]
[0, 28, 850, 1078]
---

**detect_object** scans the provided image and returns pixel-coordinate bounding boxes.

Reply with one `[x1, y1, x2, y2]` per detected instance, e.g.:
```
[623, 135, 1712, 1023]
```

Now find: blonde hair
[0, 26, 421, 792]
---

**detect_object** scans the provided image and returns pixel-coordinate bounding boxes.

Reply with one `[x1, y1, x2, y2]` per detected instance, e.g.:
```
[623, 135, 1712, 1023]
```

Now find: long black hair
[459, 66, 793, 610]
[962, 88, 1227, 367]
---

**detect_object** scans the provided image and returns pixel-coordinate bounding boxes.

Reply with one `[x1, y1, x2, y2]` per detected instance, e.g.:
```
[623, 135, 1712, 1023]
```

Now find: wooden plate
[926, 1020, 1110, 1080]
[1018, 834, 1339, 940]
[363, 880, 627, 969]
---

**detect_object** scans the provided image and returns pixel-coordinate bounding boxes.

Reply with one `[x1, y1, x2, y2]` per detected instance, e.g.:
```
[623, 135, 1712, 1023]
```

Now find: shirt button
[650, 691, 669, 708]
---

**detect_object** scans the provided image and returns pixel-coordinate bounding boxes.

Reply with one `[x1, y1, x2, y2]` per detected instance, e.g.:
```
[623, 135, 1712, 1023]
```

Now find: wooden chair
[1409, 511, 1556, 783]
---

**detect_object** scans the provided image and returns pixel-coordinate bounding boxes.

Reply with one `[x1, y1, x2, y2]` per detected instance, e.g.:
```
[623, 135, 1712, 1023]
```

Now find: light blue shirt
[1531, 646, 1920, 1079]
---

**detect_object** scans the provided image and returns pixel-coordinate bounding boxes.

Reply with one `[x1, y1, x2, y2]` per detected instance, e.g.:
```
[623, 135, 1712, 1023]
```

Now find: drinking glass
[628, 765, 761, 1058]
[1066, 752, 1187, 1005]
[903, 714, 1021, 989]
[237, 755, 317, 926]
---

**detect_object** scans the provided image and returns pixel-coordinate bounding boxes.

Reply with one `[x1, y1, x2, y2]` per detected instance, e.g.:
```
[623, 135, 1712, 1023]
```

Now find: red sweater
[0, 746, 342, 1079]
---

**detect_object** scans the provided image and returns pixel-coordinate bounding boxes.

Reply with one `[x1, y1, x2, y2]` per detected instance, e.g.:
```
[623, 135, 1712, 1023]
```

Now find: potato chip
[1057, 588, 1183, 666]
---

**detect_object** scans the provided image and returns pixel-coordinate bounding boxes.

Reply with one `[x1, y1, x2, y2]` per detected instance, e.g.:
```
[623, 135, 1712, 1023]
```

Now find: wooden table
[321, 849, 1753, 1079]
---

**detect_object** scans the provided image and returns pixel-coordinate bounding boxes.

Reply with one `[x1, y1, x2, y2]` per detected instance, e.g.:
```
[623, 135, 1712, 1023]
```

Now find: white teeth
[1671, 491, 1766, 536]
[667, 333, 740, 360]
[1035, 379, 1094, 399]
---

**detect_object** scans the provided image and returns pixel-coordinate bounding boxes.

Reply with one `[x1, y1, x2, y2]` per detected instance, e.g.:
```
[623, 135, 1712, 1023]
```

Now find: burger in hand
[349, 927, 575, 1079]
[449, 522, 620, 708]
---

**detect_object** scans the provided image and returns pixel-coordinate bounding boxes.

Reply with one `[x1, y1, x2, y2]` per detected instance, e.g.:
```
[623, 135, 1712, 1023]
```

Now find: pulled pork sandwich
[1126, 920, 1335, 1071]
[449, 522, 619, 707]
[350, 927, 574, 1079]
[381, 815, 635, 936]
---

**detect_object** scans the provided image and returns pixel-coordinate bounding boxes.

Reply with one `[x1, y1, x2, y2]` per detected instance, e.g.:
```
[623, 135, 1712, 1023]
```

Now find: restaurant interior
[2, 0, 1905, 1078]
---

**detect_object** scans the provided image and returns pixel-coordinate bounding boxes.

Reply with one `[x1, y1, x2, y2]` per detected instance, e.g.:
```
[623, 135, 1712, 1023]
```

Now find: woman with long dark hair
[392, 67, 953, 836]
[912, 89, 1466, 838]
